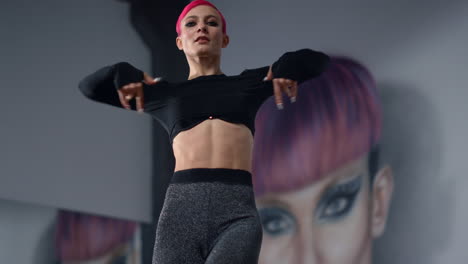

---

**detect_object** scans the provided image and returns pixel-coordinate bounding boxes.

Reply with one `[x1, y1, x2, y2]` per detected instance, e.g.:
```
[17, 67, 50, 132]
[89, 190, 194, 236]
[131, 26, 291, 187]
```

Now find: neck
[186, 54, 223, 80]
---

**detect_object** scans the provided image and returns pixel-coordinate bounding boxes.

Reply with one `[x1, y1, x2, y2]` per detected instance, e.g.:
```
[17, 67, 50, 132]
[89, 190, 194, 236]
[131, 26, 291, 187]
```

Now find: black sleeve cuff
[113, 62, 144, 90]
[271, 48, 330, 84]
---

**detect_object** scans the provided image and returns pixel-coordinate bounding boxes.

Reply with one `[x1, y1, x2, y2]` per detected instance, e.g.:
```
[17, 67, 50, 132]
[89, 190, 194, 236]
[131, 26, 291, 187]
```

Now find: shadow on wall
[33, 213, 57, 263]
[373, 83, 454, 263]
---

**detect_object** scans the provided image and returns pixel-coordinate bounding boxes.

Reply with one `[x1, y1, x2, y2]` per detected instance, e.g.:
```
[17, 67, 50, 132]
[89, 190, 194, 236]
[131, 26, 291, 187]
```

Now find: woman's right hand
[117, 72, 161, 112]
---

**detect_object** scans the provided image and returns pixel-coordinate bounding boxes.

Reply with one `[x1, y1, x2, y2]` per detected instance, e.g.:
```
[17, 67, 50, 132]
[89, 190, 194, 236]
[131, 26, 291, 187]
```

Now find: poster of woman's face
[55, 211, 141, 264]
[252, 57, 394, 264]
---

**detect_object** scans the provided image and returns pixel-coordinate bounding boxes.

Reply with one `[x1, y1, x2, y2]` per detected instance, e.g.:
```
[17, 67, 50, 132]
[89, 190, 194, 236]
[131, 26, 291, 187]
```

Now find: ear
[222, 34, 230, 48]
[176, 36, 183, 51]
[370, 165, 394, 238]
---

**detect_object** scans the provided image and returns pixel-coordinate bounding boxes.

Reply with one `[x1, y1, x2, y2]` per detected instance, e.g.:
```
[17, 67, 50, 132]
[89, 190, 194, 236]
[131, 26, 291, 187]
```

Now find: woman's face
[176, 5, 228, 58]
[257, 156, 377, 264]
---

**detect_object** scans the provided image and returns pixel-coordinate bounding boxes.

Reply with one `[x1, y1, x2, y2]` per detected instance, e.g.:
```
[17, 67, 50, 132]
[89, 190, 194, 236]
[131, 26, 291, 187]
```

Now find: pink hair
[176, 0, 227, 36]
[55, 210, 136, 261]
[252, 56, 382, 197]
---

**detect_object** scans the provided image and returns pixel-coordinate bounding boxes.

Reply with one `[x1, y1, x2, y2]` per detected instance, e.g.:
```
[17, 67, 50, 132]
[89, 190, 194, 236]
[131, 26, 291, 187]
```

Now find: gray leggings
[152, 168, 263, 264]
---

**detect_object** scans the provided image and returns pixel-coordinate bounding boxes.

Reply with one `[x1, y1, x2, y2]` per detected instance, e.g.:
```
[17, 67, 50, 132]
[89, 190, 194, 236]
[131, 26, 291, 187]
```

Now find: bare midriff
[172, 118, 254, 174]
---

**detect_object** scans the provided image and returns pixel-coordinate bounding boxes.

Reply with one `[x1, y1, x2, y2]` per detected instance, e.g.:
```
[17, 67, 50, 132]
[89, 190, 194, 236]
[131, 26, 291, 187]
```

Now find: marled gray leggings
[152, 168, 263, 264]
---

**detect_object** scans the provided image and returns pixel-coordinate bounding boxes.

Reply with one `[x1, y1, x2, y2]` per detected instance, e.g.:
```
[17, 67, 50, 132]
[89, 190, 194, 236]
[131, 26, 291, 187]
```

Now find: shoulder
[240, 66, 270, 79]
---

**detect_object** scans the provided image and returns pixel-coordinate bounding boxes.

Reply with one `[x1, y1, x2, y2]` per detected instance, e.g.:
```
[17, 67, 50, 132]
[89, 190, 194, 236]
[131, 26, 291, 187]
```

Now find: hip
[165, 168, 258, 215]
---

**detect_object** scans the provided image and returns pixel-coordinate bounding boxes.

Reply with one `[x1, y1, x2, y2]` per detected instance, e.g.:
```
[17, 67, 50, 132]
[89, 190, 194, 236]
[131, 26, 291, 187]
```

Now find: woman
[78, 0, 329, 263]
[252, 57, 394, 264]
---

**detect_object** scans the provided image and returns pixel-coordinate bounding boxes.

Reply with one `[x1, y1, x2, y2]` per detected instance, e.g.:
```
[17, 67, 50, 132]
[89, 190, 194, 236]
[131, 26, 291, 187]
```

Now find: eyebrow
[320, 174, 363, 200]
[256, 197, 292, 211]
[184, 15, 218, 21]
[322, 168, 364, 190]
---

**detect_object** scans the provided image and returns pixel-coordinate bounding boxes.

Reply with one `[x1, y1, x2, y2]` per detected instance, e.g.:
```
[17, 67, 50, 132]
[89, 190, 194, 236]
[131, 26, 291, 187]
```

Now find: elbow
[78, 78, 97, 100]
[317, 51, 331, 70]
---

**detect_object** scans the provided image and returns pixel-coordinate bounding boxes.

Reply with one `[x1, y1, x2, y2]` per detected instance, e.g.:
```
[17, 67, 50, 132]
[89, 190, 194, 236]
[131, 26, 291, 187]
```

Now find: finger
[280, 79, 297, 102]
[122, 83, 140, 99]
[280, 79, 293, 97]
[282, 86, 292, 99]
[263, 65, 273, 81]
[117, 89, 131, 110]
[274, 79, 291, 98]
[135, 86, 144, 113]
[273, 79, 283, 110]
[143, 72, 155, 84]
[120, 84, 139, 109]
[290, 82, 298, 103]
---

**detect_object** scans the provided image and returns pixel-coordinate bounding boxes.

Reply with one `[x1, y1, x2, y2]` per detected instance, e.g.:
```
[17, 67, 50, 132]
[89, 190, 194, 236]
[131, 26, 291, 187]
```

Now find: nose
[296, 222, 321, 264]
[197, 24, 208, 33]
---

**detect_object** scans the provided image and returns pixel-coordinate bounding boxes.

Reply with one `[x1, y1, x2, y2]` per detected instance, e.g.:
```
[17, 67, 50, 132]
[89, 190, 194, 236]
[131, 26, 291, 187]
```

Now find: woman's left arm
[265, 48, 330, 109]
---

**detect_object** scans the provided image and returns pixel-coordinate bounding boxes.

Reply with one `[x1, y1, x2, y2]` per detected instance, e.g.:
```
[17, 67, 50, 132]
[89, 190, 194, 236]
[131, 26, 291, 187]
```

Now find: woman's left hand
[264, 65, 297, 110]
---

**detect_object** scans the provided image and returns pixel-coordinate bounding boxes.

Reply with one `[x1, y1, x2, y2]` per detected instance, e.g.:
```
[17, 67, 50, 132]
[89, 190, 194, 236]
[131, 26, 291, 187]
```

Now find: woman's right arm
[78, 62, 156, 111]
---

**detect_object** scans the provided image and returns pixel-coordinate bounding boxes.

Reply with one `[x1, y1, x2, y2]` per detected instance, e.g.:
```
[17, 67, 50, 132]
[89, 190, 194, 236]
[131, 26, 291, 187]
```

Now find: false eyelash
[314, 175, 363, 222]
[258, 207, 296, 236]
[324, 175, 362, 198]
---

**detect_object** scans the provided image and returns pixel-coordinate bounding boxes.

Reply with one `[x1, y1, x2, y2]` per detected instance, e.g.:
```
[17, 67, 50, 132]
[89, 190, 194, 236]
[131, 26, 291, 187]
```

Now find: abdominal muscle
[172, 119, 254, 174]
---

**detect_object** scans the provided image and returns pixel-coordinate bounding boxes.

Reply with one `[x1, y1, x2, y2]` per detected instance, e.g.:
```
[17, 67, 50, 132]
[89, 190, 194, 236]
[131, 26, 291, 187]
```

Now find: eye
[258, 207, 295, 237]
[315, 176, 362, 223]
[185, 21, 196, 27]
[207, 21, 218, 26]
[320, 195, 354, 219]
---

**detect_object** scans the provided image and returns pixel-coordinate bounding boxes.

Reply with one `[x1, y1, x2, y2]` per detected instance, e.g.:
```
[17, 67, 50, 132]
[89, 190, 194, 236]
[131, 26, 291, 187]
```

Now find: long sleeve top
[78, 49, 330, 144]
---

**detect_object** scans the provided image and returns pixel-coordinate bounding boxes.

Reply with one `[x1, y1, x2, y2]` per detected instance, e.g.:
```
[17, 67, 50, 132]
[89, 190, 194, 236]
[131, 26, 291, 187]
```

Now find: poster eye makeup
[258, 207, 296, 237]
[315, 175, 363, 223]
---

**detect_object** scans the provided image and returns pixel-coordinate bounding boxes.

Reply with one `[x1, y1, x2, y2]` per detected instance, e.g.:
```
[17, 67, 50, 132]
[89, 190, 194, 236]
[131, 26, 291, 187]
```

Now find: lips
[195, 36, 210, 42]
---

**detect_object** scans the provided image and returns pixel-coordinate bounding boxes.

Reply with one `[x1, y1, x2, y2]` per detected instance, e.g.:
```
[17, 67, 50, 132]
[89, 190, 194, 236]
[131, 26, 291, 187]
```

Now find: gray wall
[0, 199, 56, 264]
[214, 0, 468, 261]
[1, 0, 467, 262]
[0, 0, 153, 222]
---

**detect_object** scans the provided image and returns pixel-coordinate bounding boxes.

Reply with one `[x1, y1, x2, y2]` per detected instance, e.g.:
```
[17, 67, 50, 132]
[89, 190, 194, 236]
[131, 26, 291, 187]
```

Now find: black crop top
[79, 48, 330, 144]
